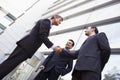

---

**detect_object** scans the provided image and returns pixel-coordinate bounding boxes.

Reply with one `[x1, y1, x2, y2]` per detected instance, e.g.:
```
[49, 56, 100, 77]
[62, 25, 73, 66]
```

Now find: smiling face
[51, 15, 63, 26]
[53, 17, 63, 26]
[65, 40, 74, 50]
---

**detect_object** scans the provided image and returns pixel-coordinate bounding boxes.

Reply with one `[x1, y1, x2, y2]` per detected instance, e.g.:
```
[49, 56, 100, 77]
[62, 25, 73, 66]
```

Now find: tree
[103, 67, 120, 80]
[103, 73, 116, 80]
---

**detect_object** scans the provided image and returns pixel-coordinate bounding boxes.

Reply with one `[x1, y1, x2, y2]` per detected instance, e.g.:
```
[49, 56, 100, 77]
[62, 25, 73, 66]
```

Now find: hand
[39, 65, 45, 70]
[53, 46, 62, 53]
[35, 65, 45, 72]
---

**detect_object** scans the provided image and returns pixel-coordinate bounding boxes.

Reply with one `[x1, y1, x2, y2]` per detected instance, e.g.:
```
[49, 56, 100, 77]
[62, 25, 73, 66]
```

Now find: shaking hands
[53, 46, 62, 53]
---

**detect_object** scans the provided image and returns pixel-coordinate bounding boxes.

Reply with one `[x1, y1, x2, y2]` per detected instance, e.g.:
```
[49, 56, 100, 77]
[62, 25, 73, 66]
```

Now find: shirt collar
[63, 48, 70, 53]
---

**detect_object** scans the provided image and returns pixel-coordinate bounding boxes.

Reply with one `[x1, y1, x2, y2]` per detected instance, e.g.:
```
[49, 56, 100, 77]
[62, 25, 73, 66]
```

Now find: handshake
[53, 46, 62, 53]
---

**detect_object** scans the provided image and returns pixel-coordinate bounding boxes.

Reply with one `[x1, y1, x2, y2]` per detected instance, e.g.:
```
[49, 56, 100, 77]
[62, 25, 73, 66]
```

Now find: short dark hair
[69, 39, 75, 47]
[91, 26, 99, 34]
[51, 15, 63, 21]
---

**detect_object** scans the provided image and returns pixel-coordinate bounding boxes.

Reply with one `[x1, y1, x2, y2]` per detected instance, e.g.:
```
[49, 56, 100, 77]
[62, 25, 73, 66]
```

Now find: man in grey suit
[0, 15, 63, 79]
[34, 39, 75, 80]
[63, 26, 111, 80]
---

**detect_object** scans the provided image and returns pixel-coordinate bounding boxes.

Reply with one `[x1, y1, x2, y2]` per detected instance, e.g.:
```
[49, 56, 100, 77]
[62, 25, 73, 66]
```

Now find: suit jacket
[63, 32, 111, 73]
[42, 49, 73, 76]
[17, 19, 53, 58]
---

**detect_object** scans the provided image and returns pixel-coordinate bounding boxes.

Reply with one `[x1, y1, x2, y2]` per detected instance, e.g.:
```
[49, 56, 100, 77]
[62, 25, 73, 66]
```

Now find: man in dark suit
[34, 39, 75, 80]
[0, 15, 63, 79]
[63, 26, 111, 80]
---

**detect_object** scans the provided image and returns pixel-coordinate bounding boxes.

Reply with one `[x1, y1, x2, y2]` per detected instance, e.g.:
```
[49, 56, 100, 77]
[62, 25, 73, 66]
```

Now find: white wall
[0, 0, 57, 63]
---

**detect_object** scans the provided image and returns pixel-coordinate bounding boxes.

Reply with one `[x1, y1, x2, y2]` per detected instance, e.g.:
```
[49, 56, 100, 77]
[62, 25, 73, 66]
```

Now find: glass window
[0, 23, 6, 30]
[6, 13, 16, 21]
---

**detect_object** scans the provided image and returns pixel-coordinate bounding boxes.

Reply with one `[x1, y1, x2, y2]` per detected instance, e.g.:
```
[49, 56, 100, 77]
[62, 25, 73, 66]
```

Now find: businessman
[62, 26, 111, 80]
[0, 15, 63, 79]
[34, 39, 75, 80]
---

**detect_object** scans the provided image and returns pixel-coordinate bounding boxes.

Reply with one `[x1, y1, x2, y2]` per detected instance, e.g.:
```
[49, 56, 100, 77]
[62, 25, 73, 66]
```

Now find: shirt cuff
[50, 45, 56, 49]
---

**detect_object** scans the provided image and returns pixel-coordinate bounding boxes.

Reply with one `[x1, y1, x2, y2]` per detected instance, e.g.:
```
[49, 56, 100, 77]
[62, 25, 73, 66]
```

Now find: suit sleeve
[38, 20, 53, 48]
[61, 59, 73, 76]
[61, 49, 79, 59]
[39, 35, 53, 48]
[97, 32, 111, 70]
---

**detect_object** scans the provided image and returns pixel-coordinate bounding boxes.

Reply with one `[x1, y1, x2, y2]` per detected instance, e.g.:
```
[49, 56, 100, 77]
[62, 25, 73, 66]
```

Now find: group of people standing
[0, 15, 111, 80]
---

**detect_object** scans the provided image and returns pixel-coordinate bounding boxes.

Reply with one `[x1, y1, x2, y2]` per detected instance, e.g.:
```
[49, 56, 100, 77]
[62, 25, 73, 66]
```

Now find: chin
[55, 24, 59, 26]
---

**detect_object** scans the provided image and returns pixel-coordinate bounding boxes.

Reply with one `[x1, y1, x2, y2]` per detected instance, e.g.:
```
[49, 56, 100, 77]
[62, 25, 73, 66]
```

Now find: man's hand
[35, 65, 45, 72]
[53, 46, 62, 53]
[39, 65, 45, 70]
